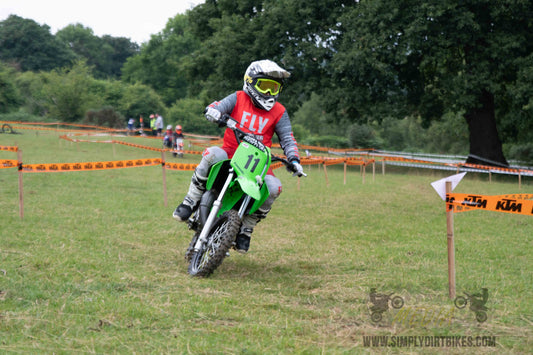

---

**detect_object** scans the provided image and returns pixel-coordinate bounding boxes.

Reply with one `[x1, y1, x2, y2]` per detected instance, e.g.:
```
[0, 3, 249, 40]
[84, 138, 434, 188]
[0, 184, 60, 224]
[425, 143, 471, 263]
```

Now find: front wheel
[454, 296, 468, 309]
[391, 296, 404, 309]
[188, 210, 241, 277]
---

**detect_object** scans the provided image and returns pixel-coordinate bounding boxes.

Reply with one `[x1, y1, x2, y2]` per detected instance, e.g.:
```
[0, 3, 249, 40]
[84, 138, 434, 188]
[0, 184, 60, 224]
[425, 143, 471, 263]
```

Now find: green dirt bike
[185, 114, 305, 277]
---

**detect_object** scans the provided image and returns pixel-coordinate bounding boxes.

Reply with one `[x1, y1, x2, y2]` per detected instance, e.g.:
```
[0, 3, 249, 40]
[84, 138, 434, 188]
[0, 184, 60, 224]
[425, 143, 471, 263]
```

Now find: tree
[0, 62, 21, 113]
[167, 98, 220, 135]
[183, 0, 348, 110]
[15, 70, 48, 115]
[118, 82, 166, 120]
[41, 61, 100, 122]
[0, 15, 75, 71]
[122, 14, 200, 105]
[55, 25, 108, 79]
[55, 24, 138, 79]
[101, 35, 139, 79]
[330, 0, 533, 166]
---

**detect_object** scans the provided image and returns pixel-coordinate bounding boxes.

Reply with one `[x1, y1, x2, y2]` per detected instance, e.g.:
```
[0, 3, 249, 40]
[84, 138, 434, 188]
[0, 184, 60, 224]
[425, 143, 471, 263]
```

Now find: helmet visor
[254, 78, 282, 96]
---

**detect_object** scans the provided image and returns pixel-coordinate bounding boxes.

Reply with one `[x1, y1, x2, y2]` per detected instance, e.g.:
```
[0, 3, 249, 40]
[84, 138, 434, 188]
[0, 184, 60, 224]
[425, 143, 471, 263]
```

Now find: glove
[290, 162, 305, 177]
[205, 107, 221, 123]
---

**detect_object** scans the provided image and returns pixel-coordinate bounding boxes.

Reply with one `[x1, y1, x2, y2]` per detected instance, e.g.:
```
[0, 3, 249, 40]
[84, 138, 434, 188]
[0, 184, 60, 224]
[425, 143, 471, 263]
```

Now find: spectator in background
[155, 113, 164, 136]
[163, 125, 173, 148]
[173, 125, 185, 157]
[150, 114, 156, 136]
[127, 117, 135, 135]
[173, 125, 184, 143]
[139, 115, 145, 135]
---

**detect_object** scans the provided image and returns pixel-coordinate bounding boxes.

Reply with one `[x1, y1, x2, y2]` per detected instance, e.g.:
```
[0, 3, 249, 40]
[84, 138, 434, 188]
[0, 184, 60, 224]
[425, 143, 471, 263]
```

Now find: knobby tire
[188, 210, 240, 277]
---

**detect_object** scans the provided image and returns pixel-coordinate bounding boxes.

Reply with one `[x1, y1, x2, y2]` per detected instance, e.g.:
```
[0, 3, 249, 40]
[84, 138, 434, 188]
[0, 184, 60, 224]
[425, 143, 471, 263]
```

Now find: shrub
[84, 106, 124, 128]
[506, 143, 533, 165]
[166, 98, 220, 136]
[303, 135, 350, 148]
[348, 123, 381, 149]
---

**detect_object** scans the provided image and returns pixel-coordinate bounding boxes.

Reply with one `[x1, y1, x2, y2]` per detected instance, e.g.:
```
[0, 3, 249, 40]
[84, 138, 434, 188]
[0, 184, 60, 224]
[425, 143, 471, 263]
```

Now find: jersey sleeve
[275, 111, 300, 163]
[206, 92, 238, 114]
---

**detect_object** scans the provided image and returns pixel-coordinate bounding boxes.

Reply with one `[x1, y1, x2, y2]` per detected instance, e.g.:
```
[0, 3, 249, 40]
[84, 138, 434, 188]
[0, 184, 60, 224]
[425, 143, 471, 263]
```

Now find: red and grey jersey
[207, 91, 300, 163]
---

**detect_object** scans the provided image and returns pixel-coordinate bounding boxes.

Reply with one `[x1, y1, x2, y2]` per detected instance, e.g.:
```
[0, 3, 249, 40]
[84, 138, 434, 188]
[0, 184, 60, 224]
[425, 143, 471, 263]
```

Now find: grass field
[1, 130, 532, 354]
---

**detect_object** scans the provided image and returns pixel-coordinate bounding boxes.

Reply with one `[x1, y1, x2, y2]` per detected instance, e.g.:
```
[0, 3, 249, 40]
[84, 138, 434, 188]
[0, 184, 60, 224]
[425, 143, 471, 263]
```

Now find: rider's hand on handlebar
[291, 162, 306, 177]
[205, 107, 221, 123]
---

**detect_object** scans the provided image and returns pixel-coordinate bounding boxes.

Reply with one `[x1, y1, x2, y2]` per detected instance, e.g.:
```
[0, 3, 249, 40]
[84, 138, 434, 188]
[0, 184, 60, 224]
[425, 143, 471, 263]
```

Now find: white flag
[431, 172, 466, 200]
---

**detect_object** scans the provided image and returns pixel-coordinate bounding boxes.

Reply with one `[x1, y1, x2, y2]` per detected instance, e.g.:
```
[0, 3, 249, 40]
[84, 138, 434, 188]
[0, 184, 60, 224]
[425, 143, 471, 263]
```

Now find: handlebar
[271, 155, 306, 176]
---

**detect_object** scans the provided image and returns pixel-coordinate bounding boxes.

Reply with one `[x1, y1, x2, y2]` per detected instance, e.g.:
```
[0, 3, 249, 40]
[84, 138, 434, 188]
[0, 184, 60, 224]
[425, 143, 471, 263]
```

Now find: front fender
[236, 175, 262, 200]
[235, 175, 270, 215]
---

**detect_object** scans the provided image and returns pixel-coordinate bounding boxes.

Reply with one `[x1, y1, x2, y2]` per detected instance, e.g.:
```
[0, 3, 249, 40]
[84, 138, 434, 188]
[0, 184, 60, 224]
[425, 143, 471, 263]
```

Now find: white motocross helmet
[243, 59, 291, 111]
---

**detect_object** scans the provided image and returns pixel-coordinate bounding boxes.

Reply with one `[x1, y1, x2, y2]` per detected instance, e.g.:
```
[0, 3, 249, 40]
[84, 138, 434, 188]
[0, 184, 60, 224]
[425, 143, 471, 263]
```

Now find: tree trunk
[464, 90, 508, 167]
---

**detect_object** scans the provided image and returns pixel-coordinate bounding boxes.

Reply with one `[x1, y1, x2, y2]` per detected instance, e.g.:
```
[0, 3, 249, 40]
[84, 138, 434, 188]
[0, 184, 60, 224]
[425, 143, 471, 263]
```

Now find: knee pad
[265, 175, 282, 199]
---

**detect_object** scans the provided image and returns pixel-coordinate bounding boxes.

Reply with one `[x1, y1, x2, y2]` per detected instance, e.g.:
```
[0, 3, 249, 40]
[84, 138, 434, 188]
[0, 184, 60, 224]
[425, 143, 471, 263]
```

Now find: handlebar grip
[286, 162, 297, 173]
[218, 114, 230, 127]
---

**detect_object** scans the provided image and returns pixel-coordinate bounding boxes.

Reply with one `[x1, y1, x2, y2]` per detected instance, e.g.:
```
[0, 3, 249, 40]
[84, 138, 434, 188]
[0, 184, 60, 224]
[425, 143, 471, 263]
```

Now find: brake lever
[272, 155, 307, 177]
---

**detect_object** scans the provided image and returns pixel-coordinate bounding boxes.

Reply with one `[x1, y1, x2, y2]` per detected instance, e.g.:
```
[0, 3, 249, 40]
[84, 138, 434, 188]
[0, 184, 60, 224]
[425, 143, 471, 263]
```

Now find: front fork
[193, 169, 235, 252]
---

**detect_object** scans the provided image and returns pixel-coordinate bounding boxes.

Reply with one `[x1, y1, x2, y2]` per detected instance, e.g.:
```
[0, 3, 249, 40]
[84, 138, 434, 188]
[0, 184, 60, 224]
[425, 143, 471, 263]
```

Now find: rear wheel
[188, 210, 240, 277]
[476, 311, 487, 323]
[371, 312, 382, 323]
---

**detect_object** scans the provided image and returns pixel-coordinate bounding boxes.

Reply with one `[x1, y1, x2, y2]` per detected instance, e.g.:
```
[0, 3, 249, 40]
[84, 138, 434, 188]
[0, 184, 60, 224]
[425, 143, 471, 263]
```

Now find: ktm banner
[446, 193, 533, 216]
[164, 162, 198, 171]
[21, 158, 163, 173]
[1, 145, 18, 152]
[1, 159, 18, 169]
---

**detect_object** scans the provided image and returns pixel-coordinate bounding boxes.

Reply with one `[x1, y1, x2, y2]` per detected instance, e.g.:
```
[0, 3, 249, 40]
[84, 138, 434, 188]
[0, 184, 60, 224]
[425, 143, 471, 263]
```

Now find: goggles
[254, 78, 282, 96]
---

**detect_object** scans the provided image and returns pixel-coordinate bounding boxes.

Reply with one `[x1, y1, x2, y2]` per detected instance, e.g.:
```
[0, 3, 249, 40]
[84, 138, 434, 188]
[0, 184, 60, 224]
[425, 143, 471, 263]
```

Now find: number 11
[244, 154, 261, 172]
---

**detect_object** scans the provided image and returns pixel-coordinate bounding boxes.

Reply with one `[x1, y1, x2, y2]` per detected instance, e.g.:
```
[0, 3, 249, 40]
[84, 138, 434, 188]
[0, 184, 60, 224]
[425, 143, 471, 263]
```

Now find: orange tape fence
[3, 121, 533, 180]
[20, 158, 163, 173]
[446, 193, 533, 216]
[441, 186, 533, 299]
[1, 145, 19, 153]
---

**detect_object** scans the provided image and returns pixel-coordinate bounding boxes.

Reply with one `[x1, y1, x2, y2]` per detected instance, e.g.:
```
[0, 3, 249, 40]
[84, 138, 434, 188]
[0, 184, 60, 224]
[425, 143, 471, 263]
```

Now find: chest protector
[222, 91, 285, 158]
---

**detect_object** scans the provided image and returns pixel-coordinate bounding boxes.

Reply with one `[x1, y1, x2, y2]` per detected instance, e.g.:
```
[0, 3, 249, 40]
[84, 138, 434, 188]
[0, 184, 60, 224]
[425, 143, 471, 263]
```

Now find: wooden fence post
[446, 181, 456, 299]
[161, 151, 168, 207]
[343, 162, 347, 185]
[17, 148, 24, 219]
[323, 163, 329, 186]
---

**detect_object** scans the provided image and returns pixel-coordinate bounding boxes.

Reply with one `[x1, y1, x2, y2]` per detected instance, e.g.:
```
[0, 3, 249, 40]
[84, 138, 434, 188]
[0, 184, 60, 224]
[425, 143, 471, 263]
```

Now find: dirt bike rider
[173, 125, 184, 147]
[470, 288, 489, 312]
[163, 125, 173, 148]
[173, 59, 304, 253]
[369, 288, 389, 313]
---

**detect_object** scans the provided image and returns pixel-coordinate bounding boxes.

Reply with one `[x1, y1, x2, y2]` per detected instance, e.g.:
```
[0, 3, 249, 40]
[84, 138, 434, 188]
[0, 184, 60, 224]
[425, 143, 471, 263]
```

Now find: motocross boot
[235, 208, 270, 253]
[173, 171, 207, 221]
